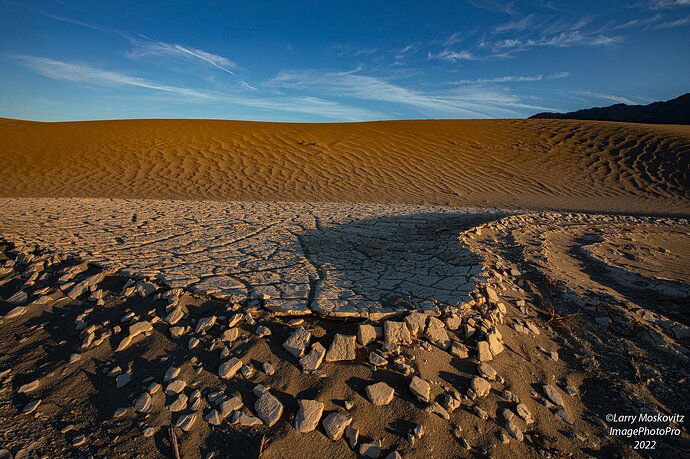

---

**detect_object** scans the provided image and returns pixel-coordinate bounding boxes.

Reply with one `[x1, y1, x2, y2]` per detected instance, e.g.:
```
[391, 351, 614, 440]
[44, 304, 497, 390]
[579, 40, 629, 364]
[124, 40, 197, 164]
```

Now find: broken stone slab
[324, 334, 356, 362]
[254, 391, 283, 427]
[357, 324, 378, 347]
[299, 342, 326, 372]
[283, 327, 311, 358]
[295, 399, 324, 433]
[409, 376, 431, 403]
[366, 382, 395, 406]
[384, 321, 412, 346]
[218, 358, 243, 379]
[543, 384, 565, 407]
[322, 412, 352, 441]
[425, 316, 450, 349]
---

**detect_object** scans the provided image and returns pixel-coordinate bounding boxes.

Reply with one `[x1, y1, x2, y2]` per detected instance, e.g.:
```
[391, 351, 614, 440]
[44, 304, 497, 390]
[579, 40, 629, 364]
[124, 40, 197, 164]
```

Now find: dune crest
[1, 118, 688, 214]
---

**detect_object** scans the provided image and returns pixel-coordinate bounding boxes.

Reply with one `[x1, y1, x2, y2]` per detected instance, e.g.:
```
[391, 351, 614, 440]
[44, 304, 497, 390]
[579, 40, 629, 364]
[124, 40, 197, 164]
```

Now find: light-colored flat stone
[295, 399, 324, 432]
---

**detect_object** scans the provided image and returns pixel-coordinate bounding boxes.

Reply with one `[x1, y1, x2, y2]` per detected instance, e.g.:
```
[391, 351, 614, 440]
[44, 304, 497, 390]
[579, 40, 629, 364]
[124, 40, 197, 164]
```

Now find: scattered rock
[543, 384, 565, 407]
[300, 342, 326, 371]
[218, 358, 243, 379]
[295, 399, 324, 433]
[322, 412, 352, 440]
[384, 321, 412, 346]
[366, 382, 395, 405]
[470, 376, 491, 398]
[324, 334, 356, 362]
[425, 316, 451, 349]
[409, 376, 431, 403]
[254, 391, 283, 427]
[283, 327, 311, 358]
[357, 324, 377, 346]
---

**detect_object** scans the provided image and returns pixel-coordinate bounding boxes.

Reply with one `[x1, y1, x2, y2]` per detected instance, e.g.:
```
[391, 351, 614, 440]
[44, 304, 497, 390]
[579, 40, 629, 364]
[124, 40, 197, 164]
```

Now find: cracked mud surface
[0, 198, 511, 318]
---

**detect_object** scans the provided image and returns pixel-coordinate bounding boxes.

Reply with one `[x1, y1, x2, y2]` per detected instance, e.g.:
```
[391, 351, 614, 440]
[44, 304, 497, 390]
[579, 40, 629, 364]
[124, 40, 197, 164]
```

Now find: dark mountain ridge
[530, 92, 690, 125]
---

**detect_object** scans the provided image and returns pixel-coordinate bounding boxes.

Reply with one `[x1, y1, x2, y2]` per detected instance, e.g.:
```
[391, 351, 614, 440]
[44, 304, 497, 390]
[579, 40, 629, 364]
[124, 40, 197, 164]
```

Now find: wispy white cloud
[493, 14, 535, 33]
[12, 55, 383, 120]
[331, 44, 378, 56]
[647, 0, 690, 9]
[267, 68, 557, 117]
[452, 72, 570, 84]
[572, 90, 640, 105]
[125, 36, 257, 91]
[14, 55, 214, 99]
[427, 49, 476, 62]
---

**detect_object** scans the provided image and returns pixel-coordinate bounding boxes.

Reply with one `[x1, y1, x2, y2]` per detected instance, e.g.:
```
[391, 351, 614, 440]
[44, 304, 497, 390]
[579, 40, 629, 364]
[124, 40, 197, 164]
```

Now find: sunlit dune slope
[1, 118, 688, 213]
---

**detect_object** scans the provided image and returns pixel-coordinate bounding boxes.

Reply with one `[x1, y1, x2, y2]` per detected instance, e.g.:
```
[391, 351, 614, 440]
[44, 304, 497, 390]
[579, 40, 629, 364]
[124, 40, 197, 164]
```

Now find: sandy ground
[1, 118, 688, 214]
[0, 118, 688, 458]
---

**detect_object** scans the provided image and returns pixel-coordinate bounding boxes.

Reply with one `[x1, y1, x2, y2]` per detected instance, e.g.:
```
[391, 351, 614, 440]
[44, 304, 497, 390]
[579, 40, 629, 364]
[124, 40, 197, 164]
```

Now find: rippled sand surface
[1, 118, 688, 213]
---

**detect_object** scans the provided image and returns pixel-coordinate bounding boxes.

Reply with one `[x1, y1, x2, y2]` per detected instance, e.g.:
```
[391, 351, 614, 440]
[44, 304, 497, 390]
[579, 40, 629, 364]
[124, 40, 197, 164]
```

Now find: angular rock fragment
[543, 384, 565, 407]
[324, 334, 356, 362]
[218, 358, 243, 379]
[409, 376, 431, 403]
[357, 324, 377, 346]
[322, 411, 352, 440]
[470, 376, 491, 398]
[295, 399, 324, 433]
[384, 321, 412, 346]
[299, 342, 326, 371]
[254, 391, 283, 427]
[283, 327, 311, 358]
[366, 382, 394, 406]
[425, 317, 450, 349]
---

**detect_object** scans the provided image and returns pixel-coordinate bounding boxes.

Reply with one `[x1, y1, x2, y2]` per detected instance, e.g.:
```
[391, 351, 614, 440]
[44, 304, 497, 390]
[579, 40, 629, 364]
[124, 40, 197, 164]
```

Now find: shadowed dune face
[1, 118, 688, 213]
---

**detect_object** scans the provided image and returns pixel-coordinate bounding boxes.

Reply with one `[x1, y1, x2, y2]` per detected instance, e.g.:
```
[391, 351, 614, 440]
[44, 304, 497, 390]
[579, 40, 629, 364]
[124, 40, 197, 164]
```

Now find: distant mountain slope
[530, 93, 690, 125]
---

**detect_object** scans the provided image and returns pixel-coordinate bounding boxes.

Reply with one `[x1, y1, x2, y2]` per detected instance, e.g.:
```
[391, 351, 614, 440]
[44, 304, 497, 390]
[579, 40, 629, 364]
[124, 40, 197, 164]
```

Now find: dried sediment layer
[0, 198, 512, 318]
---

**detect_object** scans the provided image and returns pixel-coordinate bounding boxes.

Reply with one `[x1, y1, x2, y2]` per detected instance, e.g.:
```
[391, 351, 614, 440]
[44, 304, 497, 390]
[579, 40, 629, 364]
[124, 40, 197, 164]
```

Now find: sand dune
[1, 118, 688, 213]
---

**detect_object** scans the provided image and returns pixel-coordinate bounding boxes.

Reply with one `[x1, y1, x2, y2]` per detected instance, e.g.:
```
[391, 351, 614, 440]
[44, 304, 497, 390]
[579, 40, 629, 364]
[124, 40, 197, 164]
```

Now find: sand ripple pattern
[1, 119, 688, 214]
[0, 198, 511, 317]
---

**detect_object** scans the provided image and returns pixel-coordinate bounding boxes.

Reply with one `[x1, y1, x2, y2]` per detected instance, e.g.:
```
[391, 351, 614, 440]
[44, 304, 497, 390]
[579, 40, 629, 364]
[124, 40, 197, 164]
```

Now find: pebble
[18, 379, 40, 394]
[165, 379, 186, 396]
[345, 425, 359, 448]
[115, 373, 131, 388]
[134, 393, 152, 413]
[176, 412, 197, 431]
[22, 399, 41, 414]
[359, 440, 382, 458]
[168, 393, 188, 412]
[262, 362, 275, 375]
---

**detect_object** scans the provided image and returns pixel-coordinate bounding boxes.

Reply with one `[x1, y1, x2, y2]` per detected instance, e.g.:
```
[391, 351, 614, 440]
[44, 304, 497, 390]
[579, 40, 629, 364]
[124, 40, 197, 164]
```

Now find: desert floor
[0, 118, 688, 458]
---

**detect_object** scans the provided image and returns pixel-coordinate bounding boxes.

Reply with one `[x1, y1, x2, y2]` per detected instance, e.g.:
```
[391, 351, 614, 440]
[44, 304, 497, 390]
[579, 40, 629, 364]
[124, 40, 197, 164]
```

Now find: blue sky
[1, 0, 689, 122]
